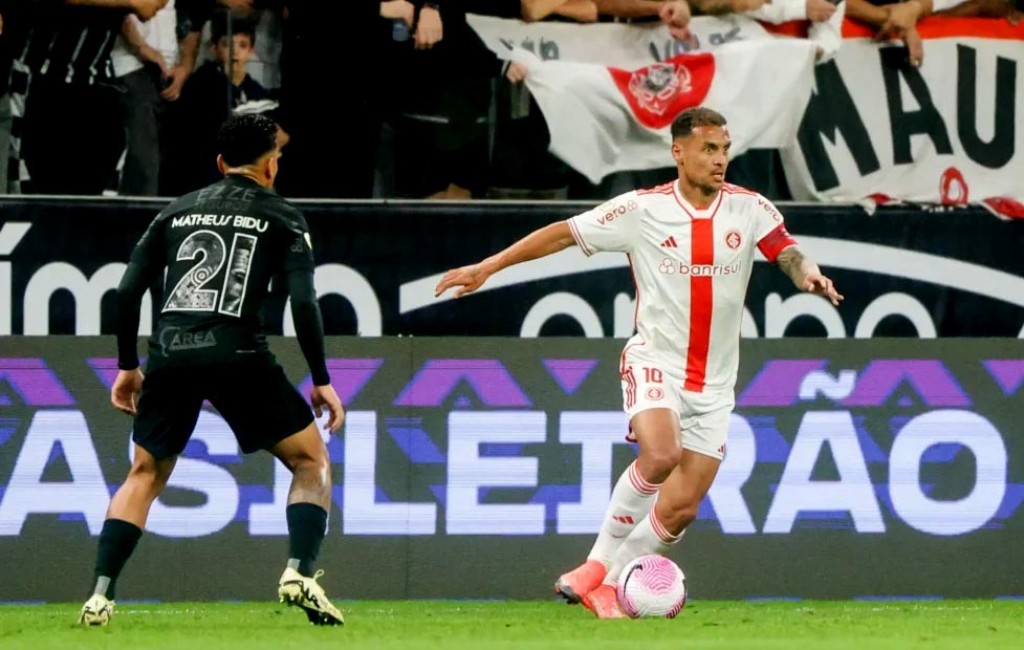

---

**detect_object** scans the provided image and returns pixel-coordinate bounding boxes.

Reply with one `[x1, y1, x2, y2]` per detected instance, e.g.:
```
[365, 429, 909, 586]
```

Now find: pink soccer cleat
[555, 559, 607, 604]
[582, 584, 626, 619]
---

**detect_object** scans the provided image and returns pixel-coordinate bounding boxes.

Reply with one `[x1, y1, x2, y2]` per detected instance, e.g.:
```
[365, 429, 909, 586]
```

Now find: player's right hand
[111, 368, 144, 416]
[311, 384, 345, 434]
[434, 262, 491, 298]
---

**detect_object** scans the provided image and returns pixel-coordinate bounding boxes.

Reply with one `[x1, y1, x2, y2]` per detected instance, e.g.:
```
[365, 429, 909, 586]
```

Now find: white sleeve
[567, 192, 642, 256]
[751, 194, 800, 263]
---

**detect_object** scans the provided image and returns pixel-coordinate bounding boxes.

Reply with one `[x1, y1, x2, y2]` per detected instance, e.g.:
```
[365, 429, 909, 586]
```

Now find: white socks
[603, 503, 683, 586]
[587, 461, 661, 567]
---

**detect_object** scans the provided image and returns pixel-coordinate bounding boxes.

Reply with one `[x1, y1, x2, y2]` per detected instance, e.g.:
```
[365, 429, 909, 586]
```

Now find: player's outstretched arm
[776, 245, 844, 306]
[434, 221, 576, 298]
[287, 268, 345, 433]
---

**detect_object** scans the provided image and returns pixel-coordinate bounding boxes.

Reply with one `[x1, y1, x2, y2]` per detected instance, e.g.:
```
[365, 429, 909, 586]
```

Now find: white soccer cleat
[77, 594, 115, 626]
[278, 567, 345, 626]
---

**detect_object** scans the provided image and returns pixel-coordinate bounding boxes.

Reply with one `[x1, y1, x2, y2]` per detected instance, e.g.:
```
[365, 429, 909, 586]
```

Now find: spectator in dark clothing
[13, 0, 166, 195]
[385, 0, 503, 199]
[162, 11, 279, 194]
[0, 0, 15, 193]
[274, 0, 391, 199]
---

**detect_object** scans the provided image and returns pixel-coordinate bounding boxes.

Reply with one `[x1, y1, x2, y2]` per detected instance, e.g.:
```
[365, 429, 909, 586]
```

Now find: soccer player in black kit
[78, 114, 346, 627]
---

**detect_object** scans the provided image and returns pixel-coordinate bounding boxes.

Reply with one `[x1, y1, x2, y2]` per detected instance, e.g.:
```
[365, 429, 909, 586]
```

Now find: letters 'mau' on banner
[468, 15, 1024, 211]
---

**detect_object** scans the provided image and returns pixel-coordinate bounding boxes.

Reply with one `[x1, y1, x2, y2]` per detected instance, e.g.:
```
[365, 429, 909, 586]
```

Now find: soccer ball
[616, 555, 687, 618]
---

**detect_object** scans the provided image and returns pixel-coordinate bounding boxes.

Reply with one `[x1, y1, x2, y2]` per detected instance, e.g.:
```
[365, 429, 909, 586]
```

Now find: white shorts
[620, 363, 733, 461]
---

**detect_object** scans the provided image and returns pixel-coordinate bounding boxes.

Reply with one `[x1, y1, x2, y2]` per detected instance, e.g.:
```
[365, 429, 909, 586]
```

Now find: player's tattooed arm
[776, 245, 811, 286]
[776, 245, 844, 306]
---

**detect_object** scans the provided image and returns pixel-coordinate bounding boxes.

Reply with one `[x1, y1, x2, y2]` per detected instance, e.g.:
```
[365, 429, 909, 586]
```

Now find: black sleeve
[117, 216, 167, 370]
[287, 268, 330, 386]
[280, 211, 330, 385]
[177, 0, 214, 36]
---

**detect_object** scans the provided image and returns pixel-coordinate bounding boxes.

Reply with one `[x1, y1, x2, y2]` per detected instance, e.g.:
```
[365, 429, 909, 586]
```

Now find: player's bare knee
[128, 456, 171, 490]
[676, 501, 700, 529]
[658, 499, 699, 533]
[638, 446, 682, 483]
[287, 448, 330, 483]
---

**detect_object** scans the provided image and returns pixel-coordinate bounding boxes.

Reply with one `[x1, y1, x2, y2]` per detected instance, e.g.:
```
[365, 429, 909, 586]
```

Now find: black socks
[93, 519, 143, 599]
[286, 503, 328, 576]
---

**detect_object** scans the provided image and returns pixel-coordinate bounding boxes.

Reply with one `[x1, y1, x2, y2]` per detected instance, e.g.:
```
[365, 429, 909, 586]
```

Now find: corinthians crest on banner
[504, 40, 815, 183]
[613, 54, 715, 129]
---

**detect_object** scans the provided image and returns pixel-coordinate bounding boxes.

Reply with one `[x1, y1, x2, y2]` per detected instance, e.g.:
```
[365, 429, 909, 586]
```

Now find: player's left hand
[802, 273, 844, 306]
[434, 262, 492, 298]
[111, 368, 144, 416]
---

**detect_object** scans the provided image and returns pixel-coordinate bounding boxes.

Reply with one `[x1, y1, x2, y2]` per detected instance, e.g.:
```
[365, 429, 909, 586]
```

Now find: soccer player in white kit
[434, 107, 843, 618]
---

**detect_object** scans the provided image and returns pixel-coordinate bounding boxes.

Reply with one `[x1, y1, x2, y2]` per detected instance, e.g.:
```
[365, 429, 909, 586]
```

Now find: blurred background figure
[12, 0, 167, 195]
[162, 10, 281, 195]
[273, 0, 389, 199]
[383, 0, 501, 200]
[0, 0, 14, 194]
[111, 0, 180, 196]
[841, 0, 1005, 67]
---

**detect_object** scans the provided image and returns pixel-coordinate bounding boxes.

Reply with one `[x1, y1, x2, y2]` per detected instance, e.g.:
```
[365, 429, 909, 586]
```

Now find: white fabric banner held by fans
[467, 14, 776, 68]
[781, 31, 1024, 205]
[510, 40, 816, 184]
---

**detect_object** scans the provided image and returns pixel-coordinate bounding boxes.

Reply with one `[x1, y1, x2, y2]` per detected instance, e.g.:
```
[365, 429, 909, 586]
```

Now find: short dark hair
[217, 113, 278, 167]
[211, 12, 256, 45]
[670, 107, 727, 140]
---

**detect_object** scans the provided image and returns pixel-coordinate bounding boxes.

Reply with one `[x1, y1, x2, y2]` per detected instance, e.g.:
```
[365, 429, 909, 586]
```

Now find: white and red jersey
[568, 181, 797, 394]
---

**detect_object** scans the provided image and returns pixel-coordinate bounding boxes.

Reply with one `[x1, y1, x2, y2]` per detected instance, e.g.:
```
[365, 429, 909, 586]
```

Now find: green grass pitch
[1, 600, 1022, 649]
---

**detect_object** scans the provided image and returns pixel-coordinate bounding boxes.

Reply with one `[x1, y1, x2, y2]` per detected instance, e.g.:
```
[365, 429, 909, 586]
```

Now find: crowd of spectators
[0, 0, 1019, 202]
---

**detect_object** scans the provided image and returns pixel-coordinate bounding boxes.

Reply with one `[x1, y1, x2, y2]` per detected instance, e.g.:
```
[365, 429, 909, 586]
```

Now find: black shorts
[132, 359, 314, 460]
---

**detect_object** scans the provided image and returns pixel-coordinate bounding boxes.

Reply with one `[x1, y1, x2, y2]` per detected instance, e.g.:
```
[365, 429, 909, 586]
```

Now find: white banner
[502, 40, 816, 184]
[468, 15, 1024, 208]
[467, 14, 776, 68]
[781, 34, 1024, 205]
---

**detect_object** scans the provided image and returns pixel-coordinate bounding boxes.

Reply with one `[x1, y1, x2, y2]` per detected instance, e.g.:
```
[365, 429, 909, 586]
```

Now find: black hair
[217, 113, 278, 167]
[210, 12, 256, 45]
[670, 107, 727, 140]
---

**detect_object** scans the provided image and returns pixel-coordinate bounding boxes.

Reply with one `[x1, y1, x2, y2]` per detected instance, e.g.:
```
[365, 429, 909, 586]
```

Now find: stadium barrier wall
[0, 336, 1021, 602]
[1, 197, 1023, 338]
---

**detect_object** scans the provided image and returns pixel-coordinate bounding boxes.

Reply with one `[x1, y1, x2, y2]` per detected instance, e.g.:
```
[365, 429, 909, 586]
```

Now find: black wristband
[312, 369, 331, 387]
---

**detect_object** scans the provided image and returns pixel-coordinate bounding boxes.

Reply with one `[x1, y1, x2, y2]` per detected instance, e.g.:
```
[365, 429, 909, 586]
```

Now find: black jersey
[119, 175, 321, 376]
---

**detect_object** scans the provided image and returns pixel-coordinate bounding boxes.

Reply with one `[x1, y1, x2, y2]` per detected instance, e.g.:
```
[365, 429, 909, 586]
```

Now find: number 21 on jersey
[163, 229, 258, 316]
